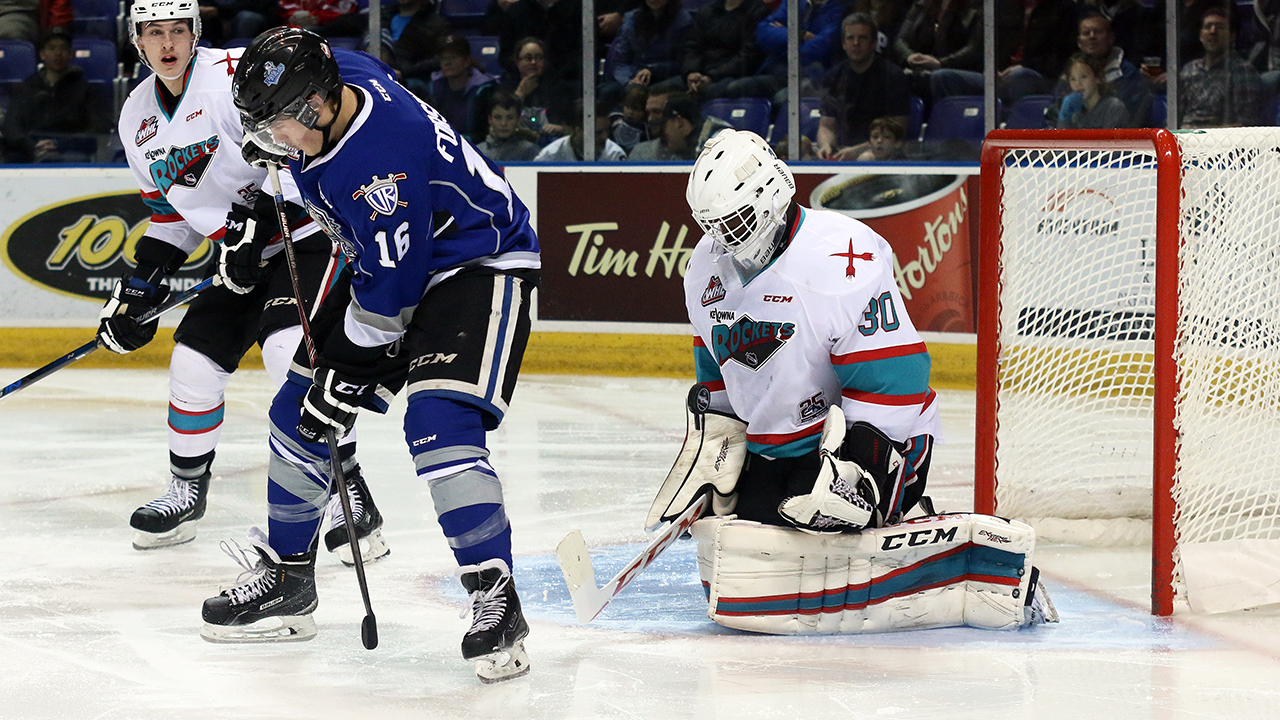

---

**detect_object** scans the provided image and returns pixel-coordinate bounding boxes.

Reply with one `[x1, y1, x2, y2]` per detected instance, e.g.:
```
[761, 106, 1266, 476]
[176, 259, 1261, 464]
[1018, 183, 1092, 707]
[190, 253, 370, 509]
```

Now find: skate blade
[474, 640, 531, 684]
[199, 614, 318, 644]
[337, 529, 391, 567]
[132, 522, 197, 551]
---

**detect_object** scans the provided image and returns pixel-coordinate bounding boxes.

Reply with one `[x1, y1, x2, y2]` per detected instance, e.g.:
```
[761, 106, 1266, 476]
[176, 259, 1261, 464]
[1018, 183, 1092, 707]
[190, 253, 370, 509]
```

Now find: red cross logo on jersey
[830, 240, 874, 279]
[214, 52, 236, 75]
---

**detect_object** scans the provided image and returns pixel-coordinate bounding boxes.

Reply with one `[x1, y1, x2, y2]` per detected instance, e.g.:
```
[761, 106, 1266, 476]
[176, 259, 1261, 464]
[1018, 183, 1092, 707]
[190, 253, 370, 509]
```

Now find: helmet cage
[243, 86, 329, 154]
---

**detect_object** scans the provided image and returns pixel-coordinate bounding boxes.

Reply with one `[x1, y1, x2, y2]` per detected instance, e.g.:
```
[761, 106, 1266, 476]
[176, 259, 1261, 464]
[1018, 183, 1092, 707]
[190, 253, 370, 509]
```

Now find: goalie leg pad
[693, 513, 1050, 635]
[646, 384, 747, 530]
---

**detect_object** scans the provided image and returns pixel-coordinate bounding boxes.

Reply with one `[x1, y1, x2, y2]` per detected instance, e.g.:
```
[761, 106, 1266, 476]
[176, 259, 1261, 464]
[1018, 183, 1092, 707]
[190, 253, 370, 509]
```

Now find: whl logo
[710, 314, 795, 370]
[701, 275, 725, 306]
[148, 135, 220, 195]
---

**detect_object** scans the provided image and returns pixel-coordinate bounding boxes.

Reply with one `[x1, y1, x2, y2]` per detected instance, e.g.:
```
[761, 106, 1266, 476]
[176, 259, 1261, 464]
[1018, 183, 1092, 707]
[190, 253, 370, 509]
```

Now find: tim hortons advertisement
[537, 171, 978, 332]
[1, 191, 212, 304]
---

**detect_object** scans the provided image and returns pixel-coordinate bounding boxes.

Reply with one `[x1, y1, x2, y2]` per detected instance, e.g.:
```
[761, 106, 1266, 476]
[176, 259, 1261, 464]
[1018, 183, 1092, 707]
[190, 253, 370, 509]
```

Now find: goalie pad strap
[645, 384, 747, 531]
[690, 514, 1037, 635]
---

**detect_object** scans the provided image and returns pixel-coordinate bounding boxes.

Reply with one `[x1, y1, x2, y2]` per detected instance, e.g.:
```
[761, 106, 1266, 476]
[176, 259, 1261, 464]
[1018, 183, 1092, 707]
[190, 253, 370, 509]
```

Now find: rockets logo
[701, 275, 726, 306]
[263, 61, 285, 86]
[710, 314, 795, 370]
[353, 173, 408, 221]
[135, 116, 158, 146]
[147, 135, 219, 194]
[830, 239, 874, 279]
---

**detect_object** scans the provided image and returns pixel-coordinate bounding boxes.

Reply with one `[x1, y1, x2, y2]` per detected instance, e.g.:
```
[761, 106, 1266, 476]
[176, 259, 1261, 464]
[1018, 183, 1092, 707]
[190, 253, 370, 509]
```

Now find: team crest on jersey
[710, 314, 796, 371]
[147, 135, 219, 194]
[830, 239, 874, 280]
[263, 61, 285, 86]
[352, 173, 408, 221]
[135, 116, 158, 146]
[304, 199, 357, 259]
[701, 275, 726, 306]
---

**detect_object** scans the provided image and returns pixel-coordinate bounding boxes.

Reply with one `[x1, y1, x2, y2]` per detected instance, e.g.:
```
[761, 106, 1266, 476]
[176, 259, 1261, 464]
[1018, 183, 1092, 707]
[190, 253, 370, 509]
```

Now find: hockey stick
[266, 163, 378, 651]
[556, 492, 710, 623]
[0, 276, 216, 402]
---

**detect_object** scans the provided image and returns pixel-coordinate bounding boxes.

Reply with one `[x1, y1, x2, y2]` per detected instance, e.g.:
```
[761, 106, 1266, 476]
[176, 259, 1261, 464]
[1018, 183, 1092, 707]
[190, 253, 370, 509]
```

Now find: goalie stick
[0, 276, 216, 402]
[557, 493, 710, 623]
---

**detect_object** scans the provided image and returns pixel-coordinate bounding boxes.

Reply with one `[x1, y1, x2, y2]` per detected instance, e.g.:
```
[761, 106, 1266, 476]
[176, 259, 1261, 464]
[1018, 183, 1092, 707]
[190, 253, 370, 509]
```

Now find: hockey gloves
[241, 134, 290, 170]
[298, 366, 369, 443]
[97, 268, 171, 353]
[217, 203, 271, 294]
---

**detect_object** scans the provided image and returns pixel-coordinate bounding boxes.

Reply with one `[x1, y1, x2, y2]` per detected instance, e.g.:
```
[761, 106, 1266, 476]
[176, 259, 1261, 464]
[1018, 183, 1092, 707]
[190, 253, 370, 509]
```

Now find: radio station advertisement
[537, 169, 979, 333]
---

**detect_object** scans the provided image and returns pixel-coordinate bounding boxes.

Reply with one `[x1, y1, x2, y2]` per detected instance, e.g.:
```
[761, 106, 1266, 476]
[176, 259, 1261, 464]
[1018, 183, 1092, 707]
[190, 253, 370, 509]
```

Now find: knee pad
[261, 326, 304, 389]
[404, 396, 487, 460]
[169, 344, 230, 409]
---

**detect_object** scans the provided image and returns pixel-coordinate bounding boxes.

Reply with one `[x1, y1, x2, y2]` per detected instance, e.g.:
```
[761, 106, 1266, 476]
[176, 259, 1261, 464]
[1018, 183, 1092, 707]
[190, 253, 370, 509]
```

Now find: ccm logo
[186, 109, 204, 122]
[762, 295, 792, 303]
[880, 526, 958, 550]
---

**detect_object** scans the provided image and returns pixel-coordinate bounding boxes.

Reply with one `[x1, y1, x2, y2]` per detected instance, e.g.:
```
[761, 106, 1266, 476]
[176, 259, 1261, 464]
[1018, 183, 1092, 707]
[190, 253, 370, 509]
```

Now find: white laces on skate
[142, 476, 197, 515]
[218, 537, 276, 605]
[326, 480, 364, 529]
[459, 575, 510, 633]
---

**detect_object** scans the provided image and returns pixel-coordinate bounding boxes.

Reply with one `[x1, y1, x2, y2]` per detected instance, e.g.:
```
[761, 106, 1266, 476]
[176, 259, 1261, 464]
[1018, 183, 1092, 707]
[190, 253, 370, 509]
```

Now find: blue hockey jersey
[288, 49, 541, 351]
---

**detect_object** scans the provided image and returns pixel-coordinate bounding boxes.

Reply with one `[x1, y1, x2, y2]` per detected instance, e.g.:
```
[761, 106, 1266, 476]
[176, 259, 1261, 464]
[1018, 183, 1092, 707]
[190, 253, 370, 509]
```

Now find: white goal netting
[988, 129, 1280, 613]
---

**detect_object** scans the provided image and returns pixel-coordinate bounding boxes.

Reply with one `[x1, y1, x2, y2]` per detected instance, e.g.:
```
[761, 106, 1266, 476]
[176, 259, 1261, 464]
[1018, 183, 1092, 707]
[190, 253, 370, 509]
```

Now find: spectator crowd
[0, 0, 1275, 162]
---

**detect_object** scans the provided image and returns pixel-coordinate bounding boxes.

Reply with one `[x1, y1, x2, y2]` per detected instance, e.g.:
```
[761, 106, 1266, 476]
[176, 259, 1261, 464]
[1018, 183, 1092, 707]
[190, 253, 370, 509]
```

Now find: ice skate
[323, 465, 390, 566]
[200, 527, 318, 643]
[130, 471, 210, 550]
[457, 558, 530, 683]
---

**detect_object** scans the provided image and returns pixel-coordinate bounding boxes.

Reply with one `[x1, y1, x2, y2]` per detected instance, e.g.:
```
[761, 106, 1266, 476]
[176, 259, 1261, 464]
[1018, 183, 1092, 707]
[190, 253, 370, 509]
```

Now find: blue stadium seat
[922, 95, 998, 142]
[441, 0, 489, 27]
[1005, 94, 1054, 130]
[768, 97, 822, 145]
[471, 35, 501, 76]
[69, 0, 121, 41]
[1149, 94, 1167, 128]
[72, 38, 118, 85]
[701, 98, 770, 137]
[906, 95, 923, 140]
[0, 39, 36, 83]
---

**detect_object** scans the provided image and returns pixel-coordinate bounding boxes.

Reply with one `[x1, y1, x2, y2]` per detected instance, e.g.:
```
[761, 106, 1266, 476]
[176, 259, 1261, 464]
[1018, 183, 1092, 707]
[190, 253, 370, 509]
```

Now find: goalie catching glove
[645, 384, 747, 531]
[217, 203, 271, 294]
[298, 366, 370, 443]
[777, 405, 906, 534]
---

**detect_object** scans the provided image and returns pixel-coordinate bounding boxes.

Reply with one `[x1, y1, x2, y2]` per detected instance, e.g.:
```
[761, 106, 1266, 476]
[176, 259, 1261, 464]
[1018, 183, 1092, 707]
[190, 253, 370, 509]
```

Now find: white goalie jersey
[117, 47, 317, 257]
[684, 206, 942, 459]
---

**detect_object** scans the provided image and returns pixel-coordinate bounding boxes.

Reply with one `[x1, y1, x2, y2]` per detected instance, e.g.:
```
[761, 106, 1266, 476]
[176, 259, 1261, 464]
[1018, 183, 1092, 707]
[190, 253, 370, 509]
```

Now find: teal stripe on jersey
[834, 352, 931, 397]
[748, 434, 820, 458]
[142, 193, 179, 217]
[694, 345, 723, 384]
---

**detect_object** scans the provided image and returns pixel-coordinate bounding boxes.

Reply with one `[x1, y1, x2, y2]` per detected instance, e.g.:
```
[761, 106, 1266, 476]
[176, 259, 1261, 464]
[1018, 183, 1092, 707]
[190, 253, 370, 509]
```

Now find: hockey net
[976, 129, 1280, 615]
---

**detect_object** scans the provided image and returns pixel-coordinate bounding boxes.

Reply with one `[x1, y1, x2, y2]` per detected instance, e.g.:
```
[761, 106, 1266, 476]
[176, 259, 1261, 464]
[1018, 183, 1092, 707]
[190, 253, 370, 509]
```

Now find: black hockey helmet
[233, 27, 343, 143]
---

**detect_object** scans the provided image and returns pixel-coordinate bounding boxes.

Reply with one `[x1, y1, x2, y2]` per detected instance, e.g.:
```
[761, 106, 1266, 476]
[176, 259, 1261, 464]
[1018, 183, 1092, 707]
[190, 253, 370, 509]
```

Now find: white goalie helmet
[129, 0, 202, 71]
[686, 129, 796, 280]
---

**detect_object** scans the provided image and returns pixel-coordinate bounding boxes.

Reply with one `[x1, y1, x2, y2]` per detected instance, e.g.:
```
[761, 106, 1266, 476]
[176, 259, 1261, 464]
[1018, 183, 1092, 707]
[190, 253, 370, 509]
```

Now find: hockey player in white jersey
[649, 129, 942, 536]
[102, 0, 389, 564]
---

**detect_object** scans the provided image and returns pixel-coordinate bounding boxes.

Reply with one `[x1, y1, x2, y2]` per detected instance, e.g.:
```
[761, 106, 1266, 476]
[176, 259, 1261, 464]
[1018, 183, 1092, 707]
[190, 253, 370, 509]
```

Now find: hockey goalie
[645, 130, 1057, 635]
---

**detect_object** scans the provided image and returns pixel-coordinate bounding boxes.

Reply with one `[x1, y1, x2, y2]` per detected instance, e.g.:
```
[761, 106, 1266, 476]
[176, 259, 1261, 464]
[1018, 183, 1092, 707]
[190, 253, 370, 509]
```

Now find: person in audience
[1056, 52, 1130, 128]
[929, 0, 1075, 107]
[628, 92, 729, 160]
[217, 0, 278, 41]
[677, 0, 768, 100]
[1179, 5, 1262, 127]
[421, 34, 499, 142]
[602, 0, 691, 105]
[722, 0, 849, 101]
[1045, 12, 1151, 127]
[477, 91, 543, 161]
[380, 0, 452, 82]
[535, 103, 628, 160]
[856, 116, 906, 160]
[610, 83, 650, 153]
[481, 0, 583, 81]
[2, 28, 100, 162]
[278, 0, 364, 37]
[0, 0, 70, 42]
[504, 36, 576, 139]
[891, 0, 982, 102]
[816, 13, 910, 161]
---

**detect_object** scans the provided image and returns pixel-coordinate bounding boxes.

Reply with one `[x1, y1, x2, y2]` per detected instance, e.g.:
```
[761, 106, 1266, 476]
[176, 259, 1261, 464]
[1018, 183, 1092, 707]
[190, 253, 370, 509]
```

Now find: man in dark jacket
[679, 0, 769, 100]
[2, 29, 100, 162]
[382, 0, 452, 83]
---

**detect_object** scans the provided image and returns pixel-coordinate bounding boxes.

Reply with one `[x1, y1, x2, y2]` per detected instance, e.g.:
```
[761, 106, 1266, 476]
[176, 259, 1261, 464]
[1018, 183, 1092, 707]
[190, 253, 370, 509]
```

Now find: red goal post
[975, 128, 1280, 617]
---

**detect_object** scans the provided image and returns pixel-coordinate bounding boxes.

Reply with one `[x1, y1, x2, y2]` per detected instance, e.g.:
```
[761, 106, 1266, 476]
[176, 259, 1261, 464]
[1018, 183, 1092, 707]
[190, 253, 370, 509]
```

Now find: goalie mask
[233, 28, 343, 156]
[129, 0, 201, 80]
[686, 130, 796, 283]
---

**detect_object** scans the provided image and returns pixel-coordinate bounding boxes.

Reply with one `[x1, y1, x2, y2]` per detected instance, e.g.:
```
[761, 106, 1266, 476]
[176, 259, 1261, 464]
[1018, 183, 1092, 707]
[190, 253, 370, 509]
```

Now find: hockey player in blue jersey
[199, 27, 540, 683]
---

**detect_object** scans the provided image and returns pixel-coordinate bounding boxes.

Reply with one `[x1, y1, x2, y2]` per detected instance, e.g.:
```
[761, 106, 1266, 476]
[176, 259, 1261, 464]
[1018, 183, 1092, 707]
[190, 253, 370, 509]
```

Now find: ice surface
[0, 370, 1278, 719]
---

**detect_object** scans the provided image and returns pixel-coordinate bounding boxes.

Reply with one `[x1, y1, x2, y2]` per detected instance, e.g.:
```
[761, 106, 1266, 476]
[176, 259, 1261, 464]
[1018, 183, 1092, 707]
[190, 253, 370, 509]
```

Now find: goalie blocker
[690, 513, 1058, 634]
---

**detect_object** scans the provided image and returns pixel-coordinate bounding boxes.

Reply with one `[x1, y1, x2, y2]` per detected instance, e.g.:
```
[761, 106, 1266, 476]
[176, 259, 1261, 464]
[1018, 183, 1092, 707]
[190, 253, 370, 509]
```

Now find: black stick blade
[361, 613, 378, 650]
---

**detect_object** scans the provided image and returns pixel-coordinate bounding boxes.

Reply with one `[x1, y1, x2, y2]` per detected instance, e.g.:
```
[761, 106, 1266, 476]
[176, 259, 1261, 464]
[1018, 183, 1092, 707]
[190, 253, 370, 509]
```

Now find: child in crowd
[477, 92, 542, 161]
[1057, 52, 1129, 129]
